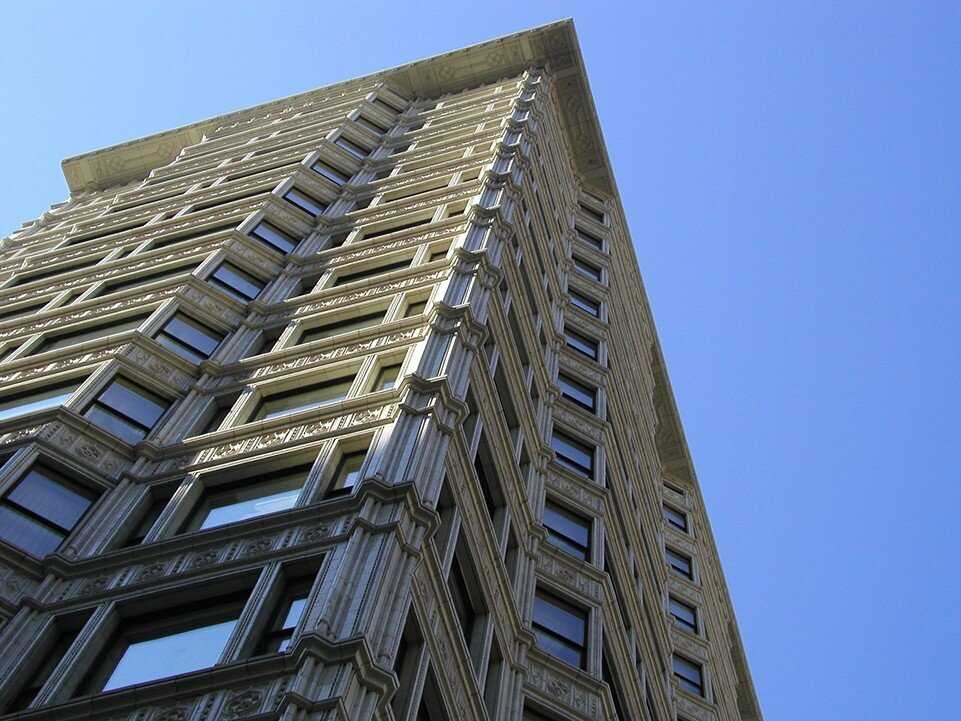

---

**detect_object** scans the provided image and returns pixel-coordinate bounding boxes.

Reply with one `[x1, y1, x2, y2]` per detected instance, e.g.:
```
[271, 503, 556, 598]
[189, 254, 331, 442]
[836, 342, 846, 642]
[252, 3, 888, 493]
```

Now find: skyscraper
[0, 19, 761, 721]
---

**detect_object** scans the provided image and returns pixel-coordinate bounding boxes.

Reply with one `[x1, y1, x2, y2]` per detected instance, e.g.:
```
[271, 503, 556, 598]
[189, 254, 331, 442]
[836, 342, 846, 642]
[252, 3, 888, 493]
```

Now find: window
[310, 160, 350, 186]
[532, 588, 588, 669]
[564, 327, 599, 360]
[84, 378, 170, 444]
[543, 500, 591, 561]
[9, 254, 104, 287]
[428, 247, 449, 262]
[663, 504, 689, 533]
[557, 373, 596, 412]
[573, 256, 602, 282]
[0, 380, 79, 422]
[249, 221, 298, 254]
[569, 288, 600, 317]
[669, 596, 698, 634]
[579, 203, 605, 224]
[155, 314, 225, 364]
[256, 578, 311, 653]
[30, 313, 149, 356]
[575, 227, 603, 251]
[0, 298, 51, 323]
[373, 96, 404, 114]
[0, 466, 95, 556]
[362, 216, 431, 240]
[186, 465, 309, 531]
[282, 188, 327, 217]
[87, 593, 245, 693]
[326, 449, 367, 497]
[123, 494, 168, 547]
[98, 262, 198, 297]
[551, 430, 595, 477]
[672, 655, 705, 696]
[335, 137, 370, 159]
[251, 374, 354, 421]
[356, 115, 388, 135]
[147, 222, 238, 252]
[208, 262, 265, 303]
[666, 548, 693, 579]
[298, 310, 385, 345]
[404, 299, 428, 317]
[373, 363, 402, 391]
[332, 257, 412, 287]
[448, 557, 478, 646]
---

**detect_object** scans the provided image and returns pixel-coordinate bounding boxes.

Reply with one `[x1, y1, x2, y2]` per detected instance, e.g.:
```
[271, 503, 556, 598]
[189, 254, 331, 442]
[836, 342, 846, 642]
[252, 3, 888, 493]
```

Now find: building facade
[0, 20, 761, 721]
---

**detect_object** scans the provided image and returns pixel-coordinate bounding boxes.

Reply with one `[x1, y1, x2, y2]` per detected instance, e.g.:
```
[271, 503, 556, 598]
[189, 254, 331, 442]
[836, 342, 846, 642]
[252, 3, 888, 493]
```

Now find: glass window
[356, 115, 388, 135]
[532, 589, 587, 669]
[257, 579, 312, 653]
[282, 188, 328, 217]
[363, 217, 430, 241]
[310, 160, 350, 186]
[187, 466, 309, 531]
[326, 449, 367, 497]
[155, 314, 225, 364]
[252, 374, 354, 421]
[0, 380, 79, 422]
[98, 263, 197, 297]
[579, 203, 605, 224]
[447, 558, 477, 645]
[249, 221, 298, 254]
[557, 373, 596, 412]
[95, 595, 245, 693]
[669, 596, 698, 634]
[332, 257, 412, 287]
[84, 378, 170, 445]
[564, 327, 599, 360]
[575, 227, 603, 251]
[404, 300, 428, 317]
[672, 655, 705, 696]
[666, 548, 694, 579]
[298, 310, 385, 345]
[663, 504, 689, 532]
[551, 430, 594, 477]
[573, 256, 602, 282]
[31, 313, 150, 355]
[0, 466, 95, 557]
[569, 289, 600, 317]
[335, 137, 371, 159]
[0, 298, 51, 323]
[208, 262, 265, 303]
[543, 500, 591, 561]
[373, 363, 402, 391]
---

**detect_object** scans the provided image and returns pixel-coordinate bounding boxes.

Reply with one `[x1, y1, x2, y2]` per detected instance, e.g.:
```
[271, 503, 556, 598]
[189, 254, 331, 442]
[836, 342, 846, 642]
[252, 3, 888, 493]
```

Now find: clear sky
[2, 2, 958, 719]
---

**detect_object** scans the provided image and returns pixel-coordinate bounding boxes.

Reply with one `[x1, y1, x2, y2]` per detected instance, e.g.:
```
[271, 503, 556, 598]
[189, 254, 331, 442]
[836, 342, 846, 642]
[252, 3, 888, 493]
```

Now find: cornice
[58, 20, 614, 196]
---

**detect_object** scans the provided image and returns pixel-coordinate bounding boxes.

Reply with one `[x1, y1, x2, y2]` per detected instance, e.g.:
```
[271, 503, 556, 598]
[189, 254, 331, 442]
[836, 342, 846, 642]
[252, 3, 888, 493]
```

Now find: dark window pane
[667, 548, 693, 579]
[573, 256, 602, 282]
[328, 450, 366, 495]
[32, 313, 149, 355]
[163, 315, 223, 355]
[250, 221, 297, 254]
[373, 364, 401, 391]
[85, 405, 148, 444]
[192, 467, 307, 531]
[283, 189, 327, 217]
[98, 378, 167, 428]
[0, 381, 79, 422]
[333, 258, 412, 287]
[575, 227, 603, 250]
[672, 655, 704, 695]
[669, 597, 698, 633]
[0, 505, 65, 556]
[99, 263, 197, 296]
[210, 263, 264, 302]
[253, 375, 354, 421]
[551, 431, 594, 476]
[558, 373, 596, 411]
[298, 311, 385, 345]
[543, 501, 590, 560]
[404, 300, 427, 317]
[310, 161, 349, 186]
[9, 469, 93, 529]
[533, 592, 587, 645]
[569, 289, 600, 317]
[663, 504, 689, 532]
[564, 328, 598, 359]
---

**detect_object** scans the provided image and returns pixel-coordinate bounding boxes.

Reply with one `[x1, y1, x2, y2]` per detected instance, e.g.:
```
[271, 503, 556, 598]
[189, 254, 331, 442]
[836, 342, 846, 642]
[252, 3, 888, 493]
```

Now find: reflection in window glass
[0, 381, 79, 422]
[252, 375, 354, 421]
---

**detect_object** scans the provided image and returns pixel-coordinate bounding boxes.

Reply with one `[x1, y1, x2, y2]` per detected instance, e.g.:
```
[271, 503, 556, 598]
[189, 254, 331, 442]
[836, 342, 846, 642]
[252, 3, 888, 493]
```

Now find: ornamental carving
[295, 269, 447, 316]
[526, 659, 600, 719]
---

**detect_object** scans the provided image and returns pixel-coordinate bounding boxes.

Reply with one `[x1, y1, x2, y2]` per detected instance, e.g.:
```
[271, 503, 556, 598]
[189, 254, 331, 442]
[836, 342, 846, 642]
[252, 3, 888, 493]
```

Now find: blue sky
[2, 2, 958, 719]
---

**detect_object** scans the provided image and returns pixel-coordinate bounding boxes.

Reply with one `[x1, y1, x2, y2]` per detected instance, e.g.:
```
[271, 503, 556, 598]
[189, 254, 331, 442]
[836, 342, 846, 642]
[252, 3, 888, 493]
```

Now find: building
[0, 19, 762, 721]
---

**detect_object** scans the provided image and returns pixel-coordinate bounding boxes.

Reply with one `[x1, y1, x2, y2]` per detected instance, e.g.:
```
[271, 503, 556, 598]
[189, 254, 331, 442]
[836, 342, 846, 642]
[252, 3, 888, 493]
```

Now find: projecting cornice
[60, 19, 613, 195]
